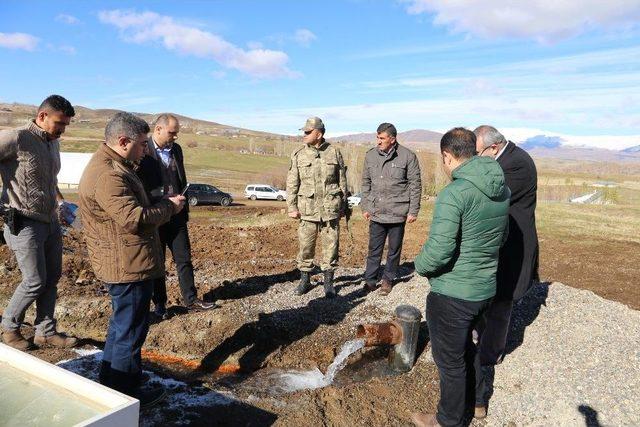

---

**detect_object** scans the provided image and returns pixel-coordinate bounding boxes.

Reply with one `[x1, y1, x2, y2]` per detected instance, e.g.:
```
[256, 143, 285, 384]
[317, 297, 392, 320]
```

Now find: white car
[347, 193, 362, 207]
[244, 184, 287, 201]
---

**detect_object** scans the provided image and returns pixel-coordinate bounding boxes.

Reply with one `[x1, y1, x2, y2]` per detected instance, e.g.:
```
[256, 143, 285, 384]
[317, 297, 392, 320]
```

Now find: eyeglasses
[303, 130, 313, 135]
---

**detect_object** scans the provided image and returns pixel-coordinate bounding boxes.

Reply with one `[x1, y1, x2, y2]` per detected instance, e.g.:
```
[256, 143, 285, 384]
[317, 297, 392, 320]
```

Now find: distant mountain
[520, 135, 563, 150]
[0, 102, 291, 140]
[621, 145, 640, 154]
[328, 129, 442, 151]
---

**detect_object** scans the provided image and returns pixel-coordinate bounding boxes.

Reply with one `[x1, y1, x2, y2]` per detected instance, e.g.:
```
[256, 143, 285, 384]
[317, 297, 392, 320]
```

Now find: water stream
[261, 338, 366, 394]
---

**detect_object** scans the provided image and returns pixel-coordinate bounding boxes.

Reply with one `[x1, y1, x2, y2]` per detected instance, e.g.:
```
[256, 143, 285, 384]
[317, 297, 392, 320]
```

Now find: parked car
[347, 193, 362, 208]
[186, 184, 233, 206]
[244, 184, 287, 201]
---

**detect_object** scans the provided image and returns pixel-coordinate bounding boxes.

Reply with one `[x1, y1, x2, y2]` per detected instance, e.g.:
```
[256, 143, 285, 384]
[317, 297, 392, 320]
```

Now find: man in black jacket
[137, 114, 215, 318]
[473, 125, 539, 418]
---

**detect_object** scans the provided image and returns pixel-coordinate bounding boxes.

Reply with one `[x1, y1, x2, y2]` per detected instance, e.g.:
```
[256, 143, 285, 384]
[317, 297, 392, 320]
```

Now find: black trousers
[426, 291, 491, 427]
[475, 298, 514, 405]
[364, 220, 406, 286]
[152, 217, 197, 308]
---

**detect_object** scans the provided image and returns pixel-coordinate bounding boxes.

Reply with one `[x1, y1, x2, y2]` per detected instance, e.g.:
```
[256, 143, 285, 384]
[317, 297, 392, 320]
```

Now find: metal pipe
[355, 322, 402, 347]
[389, 305, 422, 372]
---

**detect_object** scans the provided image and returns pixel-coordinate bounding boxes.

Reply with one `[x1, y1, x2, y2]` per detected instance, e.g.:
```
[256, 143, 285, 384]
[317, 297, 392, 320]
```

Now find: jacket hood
[452, 156, 506, 199]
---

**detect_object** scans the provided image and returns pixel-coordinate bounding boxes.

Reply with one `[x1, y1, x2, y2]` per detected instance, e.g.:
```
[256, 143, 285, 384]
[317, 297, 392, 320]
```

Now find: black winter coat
[496, 142, 539, 301]
[137, 140, 189, 223]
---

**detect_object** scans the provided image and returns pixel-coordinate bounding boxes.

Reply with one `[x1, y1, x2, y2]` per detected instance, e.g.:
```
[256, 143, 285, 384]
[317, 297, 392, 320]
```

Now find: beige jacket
[0, 121, 61, 222]
[286, 141, 347, 222]
[78, 143, 174, 283]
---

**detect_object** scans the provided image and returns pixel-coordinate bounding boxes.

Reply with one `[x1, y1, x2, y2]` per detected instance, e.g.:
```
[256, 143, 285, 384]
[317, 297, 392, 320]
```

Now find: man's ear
[36, 110, 47, 122]
[118, 136, 129, 149]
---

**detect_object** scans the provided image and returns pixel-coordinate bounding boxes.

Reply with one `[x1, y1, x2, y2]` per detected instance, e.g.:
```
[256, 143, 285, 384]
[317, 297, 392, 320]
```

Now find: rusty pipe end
[356, 322, 403, 346]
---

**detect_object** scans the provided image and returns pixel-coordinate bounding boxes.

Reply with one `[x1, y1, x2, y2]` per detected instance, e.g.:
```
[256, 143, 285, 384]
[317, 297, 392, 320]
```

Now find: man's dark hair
[38, 95, 75, 117]
[105, 112, 150, 145]
[377, 122, 397, 138]
[440, 127, 476, 159]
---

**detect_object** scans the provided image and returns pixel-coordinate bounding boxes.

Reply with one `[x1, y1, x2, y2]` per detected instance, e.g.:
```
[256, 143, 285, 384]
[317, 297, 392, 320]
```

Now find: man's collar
[378, 142, 398, 156]
[28, 120, 52, 142]
[151, 136, 172, 151]
[495, 141, 511, 160]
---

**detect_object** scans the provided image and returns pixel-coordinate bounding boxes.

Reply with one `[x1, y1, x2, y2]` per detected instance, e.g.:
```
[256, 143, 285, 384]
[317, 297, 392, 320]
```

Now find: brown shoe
[34, 332, 78, 348]
[474, 405, 487, 419]
[2, 329, 34, 351]
[410, 412, 440, 427]
[379, 278, 393, 296]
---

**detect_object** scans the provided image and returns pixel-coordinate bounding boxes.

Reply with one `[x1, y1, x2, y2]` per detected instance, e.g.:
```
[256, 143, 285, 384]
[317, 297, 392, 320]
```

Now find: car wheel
[277, 195, 284, 201]
[221, 197, 231, 207]
[189, 196, 198, 206]
[250, 195, 257, 201]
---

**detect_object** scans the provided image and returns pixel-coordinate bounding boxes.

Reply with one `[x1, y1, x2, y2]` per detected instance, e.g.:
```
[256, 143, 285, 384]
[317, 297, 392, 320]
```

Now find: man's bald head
[153, 113, 180, 148]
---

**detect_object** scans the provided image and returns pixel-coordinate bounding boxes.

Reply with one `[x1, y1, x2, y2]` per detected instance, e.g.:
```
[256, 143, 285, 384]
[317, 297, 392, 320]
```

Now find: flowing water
[257, 338, 367, 394]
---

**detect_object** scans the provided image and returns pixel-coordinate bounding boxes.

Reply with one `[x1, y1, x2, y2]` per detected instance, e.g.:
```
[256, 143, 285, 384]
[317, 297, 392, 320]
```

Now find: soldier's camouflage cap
[300, 116, 325, 132]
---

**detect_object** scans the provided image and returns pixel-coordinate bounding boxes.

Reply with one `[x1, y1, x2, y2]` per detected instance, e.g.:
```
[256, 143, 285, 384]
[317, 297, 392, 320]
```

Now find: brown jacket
[78, 143, 174, 284]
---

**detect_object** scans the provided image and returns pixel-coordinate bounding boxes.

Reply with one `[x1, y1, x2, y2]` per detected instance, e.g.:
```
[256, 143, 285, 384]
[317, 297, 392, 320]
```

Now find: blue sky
[1, 0, 639, 149]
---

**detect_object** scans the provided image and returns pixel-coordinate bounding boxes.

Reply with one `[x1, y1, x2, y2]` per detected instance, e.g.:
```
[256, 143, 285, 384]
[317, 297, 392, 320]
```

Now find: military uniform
[286, 141, 347, 272]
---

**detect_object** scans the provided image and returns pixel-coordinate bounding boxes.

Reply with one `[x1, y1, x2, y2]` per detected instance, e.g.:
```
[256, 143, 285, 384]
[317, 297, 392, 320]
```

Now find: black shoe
[323, 271, 336, 299]
[139, 385, 167, 409]
[363, 282, 378, 293]
[295, 271, 312, 296]
[187, 299, 218, 311]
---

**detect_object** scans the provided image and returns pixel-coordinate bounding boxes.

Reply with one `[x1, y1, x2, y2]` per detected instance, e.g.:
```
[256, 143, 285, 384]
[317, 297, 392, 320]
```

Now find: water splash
[265, 339, 366, 393]
[322, 338, 366, 385]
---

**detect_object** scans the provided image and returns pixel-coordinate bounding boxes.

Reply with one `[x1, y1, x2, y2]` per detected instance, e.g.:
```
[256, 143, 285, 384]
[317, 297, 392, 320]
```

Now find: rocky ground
[1, 203, 638, 426]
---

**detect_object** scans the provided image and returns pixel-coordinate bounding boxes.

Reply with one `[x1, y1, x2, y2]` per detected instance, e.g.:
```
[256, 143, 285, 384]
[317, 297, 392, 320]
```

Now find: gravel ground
[204, 264, 640, 426]
[472, 282, 640, 427]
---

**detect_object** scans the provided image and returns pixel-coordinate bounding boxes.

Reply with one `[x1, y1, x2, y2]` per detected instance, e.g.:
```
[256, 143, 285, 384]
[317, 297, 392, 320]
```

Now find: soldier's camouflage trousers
[297, 219, 339, 272]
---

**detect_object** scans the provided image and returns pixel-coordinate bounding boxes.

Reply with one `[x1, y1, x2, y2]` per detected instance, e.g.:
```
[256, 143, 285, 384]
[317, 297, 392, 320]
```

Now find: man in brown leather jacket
[79, 112, 185, 407]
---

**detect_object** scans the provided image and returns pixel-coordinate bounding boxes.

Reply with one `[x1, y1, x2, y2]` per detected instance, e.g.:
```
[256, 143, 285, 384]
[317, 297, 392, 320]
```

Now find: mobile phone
[180, 183, 191, 196]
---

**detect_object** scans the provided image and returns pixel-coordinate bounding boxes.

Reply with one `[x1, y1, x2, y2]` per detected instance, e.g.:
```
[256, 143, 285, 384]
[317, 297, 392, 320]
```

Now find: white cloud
[56, 14, 80, 25]
[0, 32, 39, 51]
[98, 9, 298, 79]
[293, 29, 317, 47]
[401, 0, 640, 42]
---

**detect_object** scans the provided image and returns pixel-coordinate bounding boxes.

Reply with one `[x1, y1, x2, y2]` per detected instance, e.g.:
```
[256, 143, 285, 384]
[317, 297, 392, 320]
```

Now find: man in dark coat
[137, 114, 216, 319]
[473, 125, 539, 418]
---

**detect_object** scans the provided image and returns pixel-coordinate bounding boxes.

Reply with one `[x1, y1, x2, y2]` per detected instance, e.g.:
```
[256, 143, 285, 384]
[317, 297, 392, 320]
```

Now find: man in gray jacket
[361, 123, 422, 295]
[0, 95, 78, 350]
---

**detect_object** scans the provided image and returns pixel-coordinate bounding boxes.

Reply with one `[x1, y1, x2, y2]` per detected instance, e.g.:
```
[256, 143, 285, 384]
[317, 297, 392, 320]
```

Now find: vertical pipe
[389, 305, 422, 372]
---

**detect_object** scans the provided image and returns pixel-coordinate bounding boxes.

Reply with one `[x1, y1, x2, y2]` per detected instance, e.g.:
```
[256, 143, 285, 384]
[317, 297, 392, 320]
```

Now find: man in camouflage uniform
[286, 117, 347, 298]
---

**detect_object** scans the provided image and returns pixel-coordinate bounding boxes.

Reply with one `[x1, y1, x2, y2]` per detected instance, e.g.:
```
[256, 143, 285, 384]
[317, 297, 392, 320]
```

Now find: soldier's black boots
[295, 271, 312, 295]
[323, 270, 336, 299]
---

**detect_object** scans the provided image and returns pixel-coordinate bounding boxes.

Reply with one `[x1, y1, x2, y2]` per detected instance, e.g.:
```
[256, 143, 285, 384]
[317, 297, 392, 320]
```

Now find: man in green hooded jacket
[411, 128, 509, 427]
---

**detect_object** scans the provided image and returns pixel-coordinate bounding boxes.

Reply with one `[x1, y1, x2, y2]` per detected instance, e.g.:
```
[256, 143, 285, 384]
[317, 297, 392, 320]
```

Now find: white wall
[59, 152, 93, 186]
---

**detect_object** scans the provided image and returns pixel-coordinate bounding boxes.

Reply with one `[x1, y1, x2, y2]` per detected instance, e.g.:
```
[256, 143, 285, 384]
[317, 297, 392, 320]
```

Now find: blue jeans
[427, 291, 491, 427]
[100, 280, 153, 396]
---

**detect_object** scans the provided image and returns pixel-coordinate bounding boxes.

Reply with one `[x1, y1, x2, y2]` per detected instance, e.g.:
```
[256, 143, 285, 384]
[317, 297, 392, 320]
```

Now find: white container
[0, 343, 139, 426]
